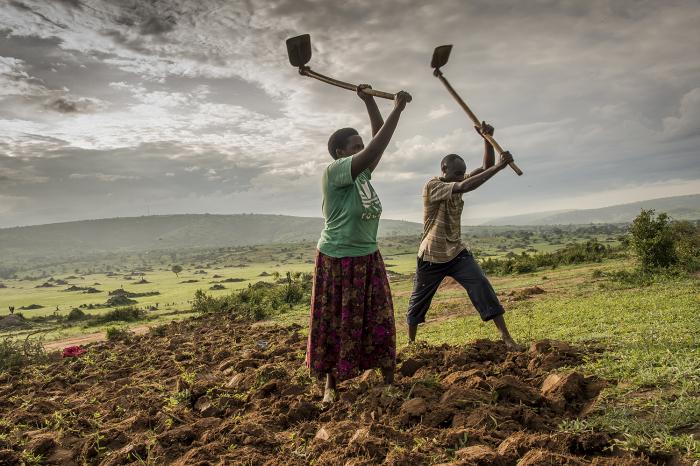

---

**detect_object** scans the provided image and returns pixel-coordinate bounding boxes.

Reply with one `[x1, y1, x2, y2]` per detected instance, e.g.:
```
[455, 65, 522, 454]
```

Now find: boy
[406, 122, 520, 350]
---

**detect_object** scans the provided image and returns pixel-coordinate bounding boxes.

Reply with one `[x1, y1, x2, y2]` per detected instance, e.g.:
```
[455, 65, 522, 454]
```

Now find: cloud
[0, 0, 698, 227]
[0, 165, 49, 184]
[662, 88, 700, 139]
[0, 56, 48, 97]
[69, 172, 140, 182]
[428, 104, 452, 120]
[44, 95, 103, 113]
[0, 55, 106, 115]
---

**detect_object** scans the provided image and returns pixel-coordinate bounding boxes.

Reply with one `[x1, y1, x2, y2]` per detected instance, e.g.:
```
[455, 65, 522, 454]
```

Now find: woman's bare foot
[322, 387, 336, 403]
[322, 373, 337, 403]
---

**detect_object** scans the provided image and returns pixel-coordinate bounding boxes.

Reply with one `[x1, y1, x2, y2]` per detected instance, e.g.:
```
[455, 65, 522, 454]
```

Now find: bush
[106, 326, 134, 342]
[669, 220, 700, 272]
[66, 308, 87, 322]
[192, 272, 312, 320]
[629, 210, 676, 271]
[0, 336, 48, 372]
[480, 240, 619, 276]
[86, 307, 146, 326]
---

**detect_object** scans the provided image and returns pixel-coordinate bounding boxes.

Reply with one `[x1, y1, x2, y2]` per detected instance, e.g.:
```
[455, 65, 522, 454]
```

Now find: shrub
[0, 336, 48, 372]
[629, 210, 676, 271]
[106, 326, 133, 342]
[480, 240, 619, 276]
[66, 308, 87, 322]
[192, 272, 312, 320]
[669, 220, 700, 272]
[86, 307, 146, 326]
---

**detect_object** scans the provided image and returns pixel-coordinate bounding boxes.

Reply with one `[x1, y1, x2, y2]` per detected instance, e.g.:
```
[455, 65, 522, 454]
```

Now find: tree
[669, 220, 700, 272]
[629, 209, 676, 271]
[171, 265, 183, 278]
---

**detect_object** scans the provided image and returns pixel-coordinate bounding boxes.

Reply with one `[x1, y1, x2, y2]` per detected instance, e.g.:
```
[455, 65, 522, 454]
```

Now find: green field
[269, 256, 700, 459]
[1, 225, 699, 459]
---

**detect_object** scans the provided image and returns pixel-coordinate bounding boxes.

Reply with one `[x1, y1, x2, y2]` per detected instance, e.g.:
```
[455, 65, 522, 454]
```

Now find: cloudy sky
[1, 0, 699, 228]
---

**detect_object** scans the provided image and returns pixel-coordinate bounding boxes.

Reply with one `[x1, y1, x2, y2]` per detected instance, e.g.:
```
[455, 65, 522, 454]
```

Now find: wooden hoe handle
[300, 67, 396, 100]
[435, 71, 523, 176]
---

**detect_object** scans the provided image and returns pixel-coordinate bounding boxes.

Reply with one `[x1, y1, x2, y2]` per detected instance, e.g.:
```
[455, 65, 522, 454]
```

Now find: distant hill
[0, 214, 424, 259]
[482, 194, 700, 226]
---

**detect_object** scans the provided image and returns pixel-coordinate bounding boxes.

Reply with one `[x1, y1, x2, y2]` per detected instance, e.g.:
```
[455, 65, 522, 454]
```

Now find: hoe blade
[286, 34, 312, 67]
[431, 44, 452, 69]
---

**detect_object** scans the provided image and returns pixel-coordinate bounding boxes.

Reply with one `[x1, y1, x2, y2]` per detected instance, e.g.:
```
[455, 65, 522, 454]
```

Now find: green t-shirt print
[317, 156, 383, 258]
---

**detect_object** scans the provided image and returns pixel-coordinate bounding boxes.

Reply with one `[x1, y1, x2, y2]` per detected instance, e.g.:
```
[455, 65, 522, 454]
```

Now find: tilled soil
[0, 314, 658, 465]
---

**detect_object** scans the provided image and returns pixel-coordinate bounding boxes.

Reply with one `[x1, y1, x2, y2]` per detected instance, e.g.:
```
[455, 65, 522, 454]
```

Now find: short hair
[441, 153, 464, 169]
[327, 127, 359, 158]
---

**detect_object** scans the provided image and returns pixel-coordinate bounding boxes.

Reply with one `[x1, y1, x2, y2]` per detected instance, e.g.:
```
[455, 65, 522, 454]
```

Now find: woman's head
[441, 154, 466, 182]
[328, 127, 364, 159]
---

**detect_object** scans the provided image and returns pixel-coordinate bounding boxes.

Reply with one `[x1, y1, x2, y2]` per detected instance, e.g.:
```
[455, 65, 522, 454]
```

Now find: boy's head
[441, 154, 466, 182]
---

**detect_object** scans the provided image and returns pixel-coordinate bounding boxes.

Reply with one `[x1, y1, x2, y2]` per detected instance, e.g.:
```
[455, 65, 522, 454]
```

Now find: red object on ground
[62, 346, 86, 358]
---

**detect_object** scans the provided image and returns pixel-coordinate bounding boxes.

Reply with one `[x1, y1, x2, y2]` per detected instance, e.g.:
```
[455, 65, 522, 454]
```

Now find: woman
[306, 85, 412, 402]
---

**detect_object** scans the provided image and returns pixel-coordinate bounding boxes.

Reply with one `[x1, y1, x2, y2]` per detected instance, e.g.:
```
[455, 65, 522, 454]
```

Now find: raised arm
[453, 151, 513, 193]
[467, 121, 495, 178]
[358, 84, 384, 136]
[351, 91, 411, 180]
[357, 84, 385, 173]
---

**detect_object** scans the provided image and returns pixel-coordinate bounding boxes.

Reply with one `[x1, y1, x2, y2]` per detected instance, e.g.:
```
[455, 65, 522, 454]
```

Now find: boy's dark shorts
[406, 249, 504, 326]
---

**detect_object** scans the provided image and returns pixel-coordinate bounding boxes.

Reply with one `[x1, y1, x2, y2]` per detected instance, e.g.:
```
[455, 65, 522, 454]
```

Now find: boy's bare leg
[323, 373, 337, 403]
[408, 324, 418, 343]
[492, 314, 522, 351]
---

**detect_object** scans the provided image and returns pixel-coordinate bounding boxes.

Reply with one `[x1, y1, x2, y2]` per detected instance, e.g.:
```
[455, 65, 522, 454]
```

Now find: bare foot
[322, 387, 336, 404]
[381, 368, 394, 386]
[503, 336, 524, 352]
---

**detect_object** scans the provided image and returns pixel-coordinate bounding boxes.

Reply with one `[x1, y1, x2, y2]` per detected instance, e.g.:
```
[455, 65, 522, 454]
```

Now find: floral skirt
[306, 250, 396, 382]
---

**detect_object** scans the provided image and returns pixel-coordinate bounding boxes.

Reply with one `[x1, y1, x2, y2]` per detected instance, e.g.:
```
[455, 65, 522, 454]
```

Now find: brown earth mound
[105, 295, 137, 306]
[19, 304, 43, 310]
[506, 285, 546, 301]
[0, 314, 30, 329]
[0, 315, 656, 465]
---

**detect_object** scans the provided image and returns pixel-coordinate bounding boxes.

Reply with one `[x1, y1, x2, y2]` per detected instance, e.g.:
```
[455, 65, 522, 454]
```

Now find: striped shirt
[417, 177, 468, 263]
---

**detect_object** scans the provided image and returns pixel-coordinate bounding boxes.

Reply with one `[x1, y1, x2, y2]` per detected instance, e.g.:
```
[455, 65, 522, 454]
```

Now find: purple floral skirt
[306, 250, 396, 382]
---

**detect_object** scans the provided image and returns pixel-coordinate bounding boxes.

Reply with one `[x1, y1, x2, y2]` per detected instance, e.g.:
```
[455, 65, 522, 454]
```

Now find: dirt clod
[456, 444, 498, 464]
[0, 314, 649, 465]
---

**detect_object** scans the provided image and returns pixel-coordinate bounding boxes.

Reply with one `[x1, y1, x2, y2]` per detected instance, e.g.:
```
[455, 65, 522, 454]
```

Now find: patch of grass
[86, 306, 147, 327]
[192, 272, 311, 320]
[416, 270, 700, 458]
[105, 326, 134, 342]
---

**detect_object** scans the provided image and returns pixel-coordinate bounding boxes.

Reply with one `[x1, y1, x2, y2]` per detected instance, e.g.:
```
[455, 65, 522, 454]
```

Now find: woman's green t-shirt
[317, 157, 383, 258]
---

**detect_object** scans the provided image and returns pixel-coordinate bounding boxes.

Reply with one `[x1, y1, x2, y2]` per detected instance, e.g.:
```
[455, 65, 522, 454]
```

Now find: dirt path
[43, 324, 151, 351]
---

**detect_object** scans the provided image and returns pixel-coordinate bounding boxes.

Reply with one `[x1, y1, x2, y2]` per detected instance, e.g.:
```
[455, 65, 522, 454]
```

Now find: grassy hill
[0, 214, 424, 260]
[482, 194, 700, 225]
